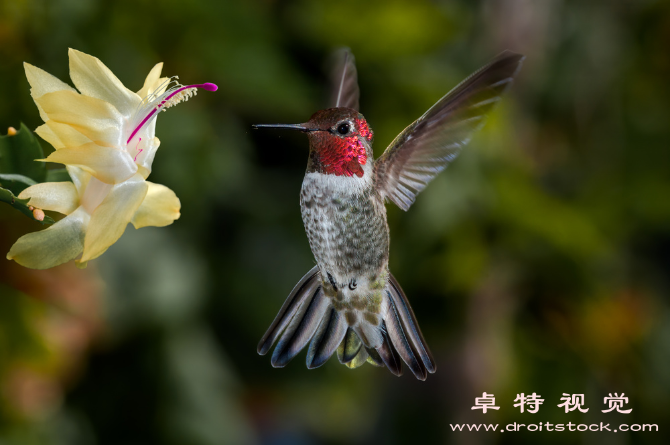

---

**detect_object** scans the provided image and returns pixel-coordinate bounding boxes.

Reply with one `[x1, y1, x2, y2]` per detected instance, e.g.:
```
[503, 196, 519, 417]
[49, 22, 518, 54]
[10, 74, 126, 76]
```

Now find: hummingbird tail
[340, 274, 437, 380]
[257, 265, 328, 367]
[258, 267, 436, 380]
[378, 273, 437, 379]
[257, 265, 349, 369]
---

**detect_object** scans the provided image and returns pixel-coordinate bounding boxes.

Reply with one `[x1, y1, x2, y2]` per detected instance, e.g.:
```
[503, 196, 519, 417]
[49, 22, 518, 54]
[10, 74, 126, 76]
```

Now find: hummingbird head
[253, 107, 373, 178]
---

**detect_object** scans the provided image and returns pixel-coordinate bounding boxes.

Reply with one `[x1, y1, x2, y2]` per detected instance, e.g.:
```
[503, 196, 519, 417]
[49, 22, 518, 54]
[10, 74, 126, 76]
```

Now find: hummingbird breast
[300, 170, 390, 340]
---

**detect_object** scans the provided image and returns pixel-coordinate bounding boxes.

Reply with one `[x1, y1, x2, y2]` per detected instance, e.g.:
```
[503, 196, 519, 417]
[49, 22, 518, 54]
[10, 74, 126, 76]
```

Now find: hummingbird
[253, 49, 524, 380]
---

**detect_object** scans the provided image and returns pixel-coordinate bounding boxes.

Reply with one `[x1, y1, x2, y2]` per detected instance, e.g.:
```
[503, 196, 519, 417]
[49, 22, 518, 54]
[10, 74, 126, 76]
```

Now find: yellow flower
[7, 49, 217, 269]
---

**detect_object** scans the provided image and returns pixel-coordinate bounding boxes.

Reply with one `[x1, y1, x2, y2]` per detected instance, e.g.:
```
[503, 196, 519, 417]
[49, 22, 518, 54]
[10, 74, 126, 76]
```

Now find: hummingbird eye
[336, 122, 351, 135]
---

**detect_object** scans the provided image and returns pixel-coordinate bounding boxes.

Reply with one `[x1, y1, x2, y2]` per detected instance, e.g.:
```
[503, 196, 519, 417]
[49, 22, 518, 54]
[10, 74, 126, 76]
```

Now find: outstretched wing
[328, 48, 360, 110]
[374, 51, 525, 211]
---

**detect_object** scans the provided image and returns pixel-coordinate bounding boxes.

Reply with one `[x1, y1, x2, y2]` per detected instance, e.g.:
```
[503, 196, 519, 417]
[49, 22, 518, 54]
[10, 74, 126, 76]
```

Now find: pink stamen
[126, 83, 218, 145]
[133, 137, 143, 162]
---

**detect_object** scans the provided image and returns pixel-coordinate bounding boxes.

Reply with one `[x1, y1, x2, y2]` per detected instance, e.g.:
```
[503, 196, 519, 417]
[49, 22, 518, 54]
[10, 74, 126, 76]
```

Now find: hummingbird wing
[329, 48, 360, 110]
[374, 51, 525, 211]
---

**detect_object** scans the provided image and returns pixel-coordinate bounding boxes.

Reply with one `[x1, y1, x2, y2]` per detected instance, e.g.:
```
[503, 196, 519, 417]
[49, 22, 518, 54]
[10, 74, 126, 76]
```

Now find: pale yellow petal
[66, 166, 91, 199]
[80, 177, 113, 215]
[137, 165, 151, 180]
[18, 182, 79, 215]
[135, 136, 160, 178]
[154, 77, 169, 96]
[131, 182, 180, 229]
[68, 48, 140, 118]
[24, 62, 77, 97]
[24, 62, 77, 122]
[7, 207, 89, 269]
[34, 123, 63, 148]
[80, 173, 148, 262]
[35, 120, 92, 150]
[136, 63, 164, 98]
[36, 90, 124, 147]
[43, 142, 137, 185]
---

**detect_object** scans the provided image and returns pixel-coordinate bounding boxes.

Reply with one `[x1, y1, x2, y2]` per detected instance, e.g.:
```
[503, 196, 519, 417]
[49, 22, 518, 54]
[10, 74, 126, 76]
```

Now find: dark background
[1, 0, 669, 443]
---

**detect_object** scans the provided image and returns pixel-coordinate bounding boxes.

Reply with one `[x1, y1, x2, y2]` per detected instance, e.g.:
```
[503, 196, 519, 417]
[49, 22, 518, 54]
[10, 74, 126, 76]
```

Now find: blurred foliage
[1, 0, 670, 444]
[0, 124, 56, 225]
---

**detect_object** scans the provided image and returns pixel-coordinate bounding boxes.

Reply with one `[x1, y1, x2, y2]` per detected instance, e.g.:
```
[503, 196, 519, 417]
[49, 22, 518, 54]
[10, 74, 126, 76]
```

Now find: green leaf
[0, 123, 46, 183]
[45, 168, 72, 182]
[0, 173, 37, 195]
[0, 186, 55, 225]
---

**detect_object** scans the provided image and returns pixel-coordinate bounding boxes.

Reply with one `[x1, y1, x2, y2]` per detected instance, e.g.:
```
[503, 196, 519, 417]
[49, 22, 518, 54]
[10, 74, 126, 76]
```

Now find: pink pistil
[126, 83, 218, 145]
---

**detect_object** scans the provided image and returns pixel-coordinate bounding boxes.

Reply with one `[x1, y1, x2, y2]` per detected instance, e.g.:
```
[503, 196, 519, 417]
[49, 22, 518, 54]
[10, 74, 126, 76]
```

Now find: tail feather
[257, 266, 321, 355]
[387, 273, 436, 374]
[271, 284, 329, 367]
[338, 330, 374, 369]
[258, 268, 436, 379]
[337, 328, 363, 364]
[346, 347, 372, 369]
[364, 347, 384, 367]
[385, 293, 428, 380]
[306, 308, 347, 369]
[374, 323, 403, 377]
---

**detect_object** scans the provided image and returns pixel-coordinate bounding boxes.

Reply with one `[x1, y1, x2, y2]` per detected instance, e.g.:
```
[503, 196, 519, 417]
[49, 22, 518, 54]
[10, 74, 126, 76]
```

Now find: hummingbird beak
[252, 123, 318, 133]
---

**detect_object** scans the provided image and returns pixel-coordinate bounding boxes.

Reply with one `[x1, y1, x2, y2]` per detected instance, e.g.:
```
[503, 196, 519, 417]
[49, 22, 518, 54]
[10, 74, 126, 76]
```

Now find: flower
[7, 49, 217, 269]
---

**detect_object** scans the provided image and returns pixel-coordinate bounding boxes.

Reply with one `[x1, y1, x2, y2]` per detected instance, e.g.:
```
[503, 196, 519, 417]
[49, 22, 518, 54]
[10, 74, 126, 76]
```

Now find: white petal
[68, 48, 140, 118]
[153, 77, 169, 97]
[6, 207, 89, 269]
[43, 142, 138, 185]
[80, 176, 113, 214]
[24, 62, 77, 97]
[36, 90, 124, 148]
[134, 136, 160, 178]
[35, 120, 92, 150]
[24, 62, 77, 122]
[136, 63, 165, 99]
[19, 182, 79, 215]
[80, 173, 148, 262]
[67, 166, 91, 198]
[131, 181, 180, 229]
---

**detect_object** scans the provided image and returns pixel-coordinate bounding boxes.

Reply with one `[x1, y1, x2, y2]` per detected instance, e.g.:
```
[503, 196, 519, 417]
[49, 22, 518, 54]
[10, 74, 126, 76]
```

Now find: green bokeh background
[1, 0, 670, 443]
